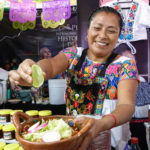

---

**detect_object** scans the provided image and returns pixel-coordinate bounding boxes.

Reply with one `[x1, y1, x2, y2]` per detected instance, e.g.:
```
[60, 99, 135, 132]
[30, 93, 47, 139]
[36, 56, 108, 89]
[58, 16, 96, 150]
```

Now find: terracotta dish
[13, 112, 94, 150]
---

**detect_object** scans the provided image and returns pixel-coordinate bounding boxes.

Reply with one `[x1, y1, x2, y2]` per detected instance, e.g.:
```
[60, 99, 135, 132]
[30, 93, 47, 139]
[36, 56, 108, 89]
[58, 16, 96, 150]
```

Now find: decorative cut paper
[9, 0, 36, 23]
[70, 0, 77, 6]
[0, 0, 4, 21]
[12, 21, 36, 31]
[41, 12, 65, 29]
[42, 0, 71, 22]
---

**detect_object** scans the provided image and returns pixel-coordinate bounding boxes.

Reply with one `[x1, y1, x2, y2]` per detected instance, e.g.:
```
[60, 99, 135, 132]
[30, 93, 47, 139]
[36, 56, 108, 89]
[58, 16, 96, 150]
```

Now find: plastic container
[48, 79, 66, 105]
[25, 110, 38, 118]
[19, 146, 24, 150]
[10, 110, 23, 122]
[0, 109, 12, 123]
[131, 137, 141, 150]
[0, 124, 3, 138]
[0, 142, 6, 150]
[39, 110, 52, 118]
[4, 143, 19, 150]
[2, 124, 16, 140]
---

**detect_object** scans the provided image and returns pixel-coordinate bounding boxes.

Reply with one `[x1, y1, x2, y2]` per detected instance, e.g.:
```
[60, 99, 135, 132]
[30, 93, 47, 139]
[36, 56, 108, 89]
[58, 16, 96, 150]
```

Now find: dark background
[0, 6, 78, 70]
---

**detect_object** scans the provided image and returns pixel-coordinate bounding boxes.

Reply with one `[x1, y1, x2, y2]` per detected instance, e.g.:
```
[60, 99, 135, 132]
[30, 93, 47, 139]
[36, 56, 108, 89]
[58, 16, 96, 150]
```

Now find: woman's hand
[74, 117, 102, 150]
[9, 59, 35, 87]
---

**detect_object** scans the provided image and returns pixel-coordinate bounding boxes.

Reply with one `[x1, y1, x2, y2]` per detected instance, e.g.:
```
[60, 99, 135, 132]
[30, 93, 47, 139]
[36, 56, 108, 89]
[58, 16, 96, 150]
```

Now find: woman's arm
[101, 79, 138, 129]
[77, 79, 138, 150]
[9, 52, 68, 86]
[37, 52, 68, 80]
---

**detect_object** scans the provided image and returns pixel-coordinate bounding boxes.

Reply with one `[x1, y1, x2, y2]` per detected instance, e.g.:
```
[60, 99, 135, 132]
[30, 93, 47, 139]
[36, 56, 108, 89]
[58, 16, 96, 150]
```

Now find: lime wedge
[31, 64, 44, 88]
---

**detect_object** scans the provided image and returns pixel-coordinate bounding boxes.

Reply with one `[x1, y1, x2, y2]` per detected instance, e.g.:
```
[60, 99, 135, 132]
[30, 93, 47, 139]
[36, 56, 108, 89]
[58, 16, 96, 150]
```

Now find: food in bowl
[13, 112, 94, 150]
[22, 118, 79, 143]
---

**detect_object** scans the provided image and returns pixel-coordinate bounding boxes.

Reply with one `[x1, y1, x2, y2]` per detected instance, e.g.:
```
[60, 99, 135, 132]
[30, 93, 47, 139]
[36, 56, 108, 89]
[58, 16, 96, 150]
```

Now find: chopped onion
[42, 131, 61, 142]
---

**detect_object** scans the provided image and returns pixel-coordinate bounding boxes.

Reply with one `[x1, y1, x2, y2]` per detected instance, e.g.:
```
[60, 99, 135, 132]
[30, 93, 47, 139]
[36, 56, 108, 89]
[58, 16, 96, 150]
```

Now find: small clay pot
[13, 112, 94, 150]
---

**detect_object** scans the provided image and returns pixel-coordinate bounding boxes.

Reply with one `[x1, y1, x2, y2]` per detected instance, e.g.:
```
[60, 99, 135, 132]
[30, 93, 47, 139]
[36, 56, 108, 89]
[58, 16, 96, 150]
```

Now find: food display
[39, 110, 52, 118]
[22, 118, 78, 143]
[4, 143, 19, 150]
[2, 124, 16, 140]
[13, 112, 94, 150]
[0, 109, 12, 123]
[0, 141, 6, 149]
[0, 124, 3, 138]
[25, 110, 39, 118]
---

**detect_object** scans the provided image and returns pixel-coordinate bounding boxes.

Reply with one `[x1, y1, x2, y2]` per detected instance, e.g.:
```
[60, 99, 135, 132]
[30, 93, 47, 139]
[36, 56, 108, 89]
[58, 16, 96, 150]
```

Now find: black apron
[66, 49, 117, 115]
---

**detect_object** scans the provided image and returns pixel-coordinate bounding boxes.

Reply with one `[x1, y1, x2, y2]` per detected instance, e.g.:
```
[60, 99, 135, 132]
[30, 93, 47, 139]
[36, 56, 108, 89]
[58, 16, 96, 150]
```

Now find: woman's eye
[94, 27, 101, 31]
[108, 30, 117, 34]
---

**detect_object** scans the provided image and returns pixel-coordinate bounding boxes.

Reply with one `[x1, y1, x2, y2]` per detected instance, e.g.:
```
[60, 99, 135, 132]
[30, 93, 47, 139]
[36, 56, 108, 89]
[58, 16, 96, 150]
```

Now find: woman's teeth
[96, 41, 108, 46]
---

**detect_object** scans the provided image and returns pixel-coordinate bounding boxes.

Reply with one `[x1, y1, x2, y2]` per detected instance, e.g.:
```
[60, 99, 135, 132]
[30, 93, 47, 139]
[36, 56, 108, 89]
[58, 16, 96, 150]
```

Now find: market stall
[0, 0, 150, 150]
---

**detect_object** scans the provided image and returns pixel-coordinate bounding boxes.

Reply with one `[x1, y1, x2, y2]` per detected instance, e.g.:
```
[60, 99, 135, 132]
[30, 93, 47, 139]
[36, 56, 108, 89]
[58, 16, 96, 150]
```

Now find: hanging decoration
[9, 0, 36, 23]
[6, 0, 73, 30]
[12, 20, 36, 31]
[41, 12, 65, 29]
[42, 0, 71, 22]
[0, 0, 4, 21]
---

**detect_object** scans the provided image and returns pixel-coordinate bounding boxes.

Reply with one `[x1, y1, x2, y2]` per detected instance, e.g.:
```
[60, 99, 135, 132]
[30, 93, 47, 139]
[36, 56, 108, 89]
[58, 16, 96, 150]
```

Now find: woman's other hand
[74, 117, 101, 150]
[9, 59, 35, 87]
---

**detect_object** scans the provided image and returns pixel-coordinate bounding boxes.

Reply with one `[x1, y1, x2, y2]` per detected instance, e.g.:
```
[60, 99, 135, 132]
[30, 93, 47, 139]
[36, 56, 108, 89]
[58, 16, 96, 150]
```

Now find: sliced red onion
[35, 122, 48, 131]
[28, 122, 48, 134]
[28, 121, 40, 132]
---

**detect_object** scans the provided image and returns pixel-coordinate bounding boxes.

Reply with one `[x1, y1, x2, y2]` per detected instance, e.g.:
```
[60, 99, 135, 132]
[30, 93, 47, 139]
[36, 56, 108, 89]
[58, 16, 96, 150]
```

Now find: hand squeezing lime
[31, 64, 44, 88]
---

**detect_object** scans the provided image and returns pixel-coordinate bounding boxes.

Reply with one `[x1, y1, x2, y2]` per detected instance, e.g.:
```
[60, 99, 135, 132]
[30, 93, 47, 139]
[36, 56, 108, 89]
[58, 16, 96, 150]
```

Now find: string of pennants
[0, 0, 71, 31]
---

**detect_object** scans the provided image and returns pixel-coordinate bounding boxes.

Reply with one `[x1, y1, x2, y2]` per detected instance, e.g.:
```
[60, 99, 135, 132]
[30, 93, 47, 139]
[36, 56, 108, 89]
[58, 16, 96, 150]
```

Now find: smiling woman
[9, 6, 139, 150]
[87, 12, 121, 61]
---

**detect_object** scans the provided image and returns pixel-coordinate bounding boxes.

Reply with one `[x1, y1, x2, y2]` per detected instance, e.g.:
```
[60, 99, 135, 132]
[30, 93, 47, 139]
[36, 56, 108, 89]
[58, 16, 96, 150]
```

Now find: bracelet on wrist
[103, 114, 117, 129]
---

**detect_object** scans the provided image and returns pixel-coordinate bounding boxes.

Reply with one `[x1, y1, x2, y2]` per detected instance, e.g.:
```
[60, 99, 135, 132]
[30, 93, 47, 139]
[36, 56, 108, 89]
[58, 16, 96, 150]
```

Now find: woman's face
[87, 12, 120, 60]
[42, 48, 52, 59]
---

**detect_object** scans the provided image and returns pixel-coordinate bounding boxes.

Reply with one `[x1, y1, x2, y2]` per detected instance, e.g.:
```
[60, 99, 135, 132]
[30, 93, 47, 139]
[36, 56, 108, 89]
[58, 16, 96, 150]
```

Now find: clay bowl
[13, 112, 94, 150]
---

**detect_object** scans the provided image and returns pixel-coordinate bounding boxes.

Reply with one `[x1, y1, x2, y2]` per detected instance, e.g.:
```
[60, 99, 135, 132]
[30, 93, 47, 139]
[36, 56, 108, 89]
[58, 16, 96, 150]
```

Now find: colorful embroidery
[63, 48, 139, 115]
[113, 1, 139, 40]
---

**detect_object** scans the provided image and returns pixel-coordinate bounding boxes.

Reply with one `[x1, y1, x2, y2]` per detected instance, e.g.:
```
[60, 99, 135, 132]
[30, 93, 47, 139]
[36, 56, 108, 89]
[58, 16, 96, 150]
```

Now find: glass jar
[39, 110, 52, 118]
[0, 109, 12, 123]
[0, 124, 3, 138]
[4, 143, 19, 150]
[0, 142, 6, 150]
[10, 110, 23, 123]
[25, 110, 39, 118]
[2, 124, 15, 140]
